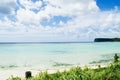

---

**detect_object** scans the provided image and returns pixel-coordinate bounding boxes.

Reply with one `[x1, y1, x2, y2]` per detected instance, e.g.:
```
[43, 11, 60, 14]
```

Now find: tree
[114, 53, 119, 63]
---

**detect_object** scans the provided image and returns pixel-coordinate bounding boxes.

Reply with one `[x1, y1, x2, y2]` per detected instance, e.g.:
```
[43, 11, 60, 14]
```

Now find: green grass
[8, 61, 120, 80]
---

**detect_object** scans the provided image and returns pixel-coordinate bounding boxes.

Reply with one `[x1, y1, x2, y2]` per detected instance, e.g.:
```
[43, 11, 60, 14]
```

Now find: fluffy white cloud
[19, 0, 42, 10]
[44, 0, 99, 16]
[16, 8, 40, 26]
[0, 17, 27, 33]
[16, 0, 99, 26]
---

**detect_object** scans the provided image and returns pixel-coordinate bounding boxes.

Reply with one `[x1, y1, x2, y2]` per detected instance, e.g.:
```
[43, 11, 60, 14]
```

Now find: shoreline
[0, 63, 109, 80]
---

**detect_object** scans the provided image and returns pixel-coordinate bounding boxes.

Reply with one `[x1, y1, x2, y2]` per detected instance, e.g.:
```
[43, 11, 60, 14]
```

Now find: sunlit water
[0, 42, 120, 69]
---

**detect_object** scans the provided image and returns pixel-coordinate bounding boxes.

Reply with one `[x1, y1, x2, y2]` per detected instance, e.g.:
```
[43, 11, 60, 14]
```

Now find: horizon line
[0, 41, 94, 44]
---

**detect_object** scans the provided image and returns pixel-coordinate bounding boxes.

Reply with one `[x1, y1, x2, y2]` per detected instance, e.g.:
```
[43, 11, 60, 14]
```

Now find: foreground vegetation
[8, 54, 120, 80]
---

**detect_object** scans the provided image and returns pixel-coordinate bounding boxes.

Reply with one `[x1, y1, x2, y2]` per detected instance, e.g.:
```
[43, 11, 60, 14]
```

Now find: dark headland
[94, 38, 120, 42]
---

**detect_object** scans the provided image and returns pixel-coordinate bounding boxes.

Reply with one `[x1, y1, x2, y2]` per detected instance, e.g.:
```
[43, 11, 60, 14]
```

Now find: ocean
[0, 42, 120, 70]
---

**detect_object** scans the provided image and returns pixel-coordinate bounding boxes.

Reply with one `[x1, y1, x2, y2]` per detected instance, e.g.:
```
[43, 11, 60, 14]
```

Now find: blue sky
[0, 0, 120, 42]
[97, 0, 120, 10]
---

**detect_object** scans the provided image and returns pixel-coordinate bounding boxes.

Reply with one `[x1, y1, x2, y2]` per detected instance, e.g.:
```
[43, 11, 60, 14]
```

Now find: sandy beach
[0, 68, 40, 80]
[0, 64, 108, 80]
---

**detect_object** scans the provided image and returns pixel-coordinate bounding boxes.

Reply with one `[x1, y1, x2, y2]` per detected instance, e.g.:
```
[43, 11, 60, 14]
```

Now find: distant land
[94, 38, 120, 42]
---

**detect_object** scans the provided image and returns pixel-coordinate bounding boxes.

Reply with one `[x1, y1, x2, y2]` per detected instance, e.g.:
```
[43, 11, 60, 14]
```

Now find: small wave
[0, 65, 18, 69]
[52, 62, 73, 67]
[89, 59, 112, 64]
[51, 51, 67, 54]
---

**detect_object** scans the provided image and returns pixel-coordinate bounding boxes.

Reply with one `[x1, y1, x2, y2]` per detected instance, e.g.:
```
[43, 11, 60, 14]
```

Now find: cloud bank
[0, 0, 120, 42]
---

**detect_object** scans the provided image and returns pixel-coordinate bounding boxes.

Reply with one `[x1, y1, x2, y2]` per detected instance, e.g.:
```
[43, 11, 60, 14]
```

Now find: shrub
[114, 53, 119, 63]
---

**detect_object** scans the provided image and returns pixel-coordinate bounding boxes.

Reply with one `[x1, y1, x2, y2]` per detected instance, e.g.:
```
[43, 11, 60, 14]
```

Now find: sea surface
[0, 42, 120, 69]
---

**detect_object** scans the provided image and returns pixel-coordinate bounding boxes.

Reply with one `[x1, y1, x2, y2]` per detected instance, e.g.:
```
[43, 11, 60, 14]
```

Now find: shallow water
[0, 42, 120, 69]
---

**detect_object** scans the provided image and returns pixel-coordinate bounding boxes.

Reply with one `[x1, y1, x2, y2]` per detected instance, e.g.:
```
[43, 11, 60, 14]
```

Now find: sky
[0, 0, 120, 42]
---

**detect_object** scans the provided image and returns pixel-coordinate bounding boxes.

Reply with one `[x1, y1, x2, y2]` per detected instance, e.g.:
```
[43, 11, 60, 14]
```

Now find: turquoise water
[0, 42, 120, 69]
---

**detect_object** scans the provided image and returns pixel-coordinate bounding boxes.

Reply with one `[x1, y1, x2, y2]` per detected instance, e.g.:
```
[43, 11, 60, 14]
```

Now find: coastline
[0, 63, 109, 80]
